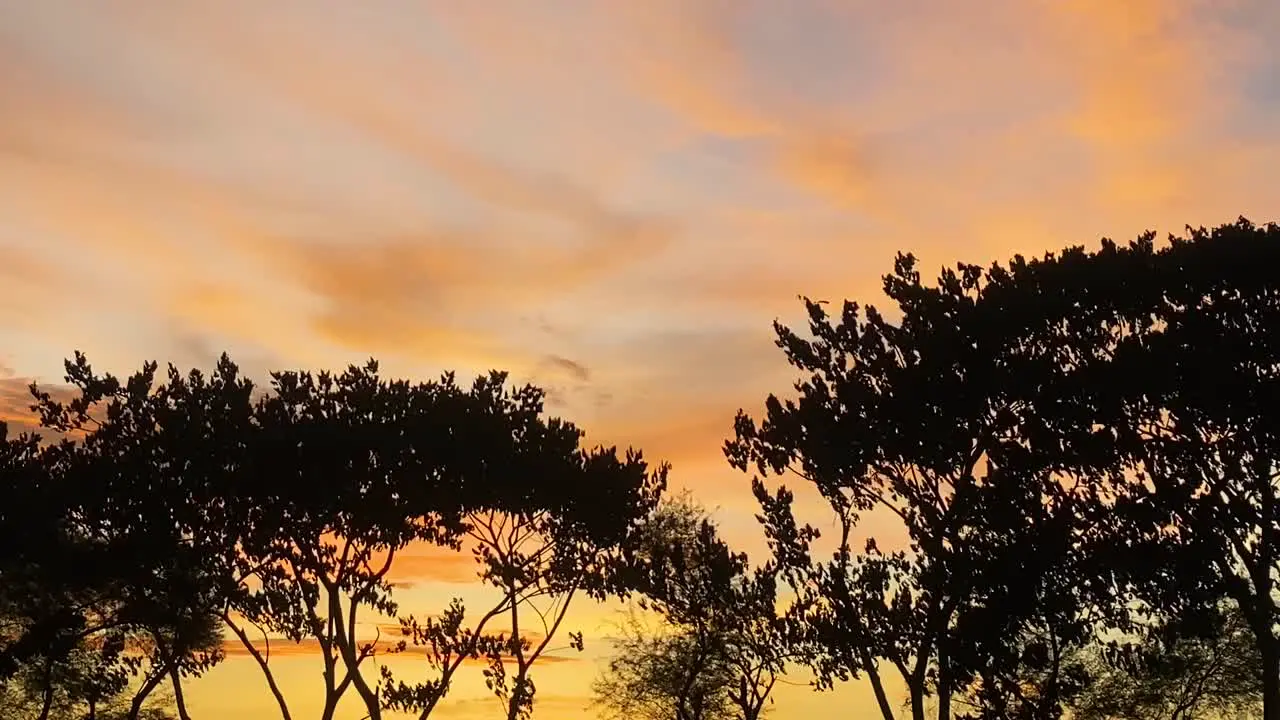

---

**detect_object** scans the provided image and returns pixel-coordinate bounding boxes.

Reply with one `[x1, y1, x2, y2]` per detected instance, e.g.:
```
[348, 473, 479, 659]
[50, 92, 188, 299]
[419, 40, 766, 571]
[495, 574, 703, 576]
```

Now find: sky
[1, 0, 1279, 717]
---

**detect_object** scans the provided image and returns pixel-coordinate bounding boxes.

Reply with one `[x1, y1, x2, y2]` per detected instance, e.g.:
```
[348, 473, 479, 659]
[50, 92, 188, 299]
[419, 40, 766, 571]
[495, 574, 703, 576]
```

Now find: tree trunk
[35, 677, 54, 720]
[338, 638, 382, 720]
[223, 612, 293, 720]
[860, 649, 895, 720]
[1263, 636, 1280, 720]
[910, 683, 927, 720]
[869, 672, 896, 720]
[936, 643, 950, 720]
[504, 582, 525, 720]
[127, 669, 167, 720]
[169, 666, 193, 720]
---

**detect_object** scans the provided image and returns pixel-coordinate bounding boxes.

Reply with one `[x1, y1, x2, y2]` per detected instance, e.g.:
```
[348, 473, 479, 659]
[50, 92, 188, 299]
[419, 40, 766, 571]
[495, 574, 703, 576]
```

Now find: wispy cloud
[0, 365, 73, 437]
[384, 544, 485, 587]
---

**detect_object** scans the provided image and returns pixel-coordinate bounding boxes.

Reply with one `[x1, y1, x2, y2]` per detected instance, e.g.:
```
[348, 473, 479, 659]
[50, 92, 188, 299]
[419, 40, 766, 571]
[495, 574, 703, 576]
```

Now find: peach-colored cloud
[609, 0, 777, 139]
[253, 217, 674, 367]
[0, 367, 74, 438]
[384, 544, 483, 587]
[774, 133, 881, 213]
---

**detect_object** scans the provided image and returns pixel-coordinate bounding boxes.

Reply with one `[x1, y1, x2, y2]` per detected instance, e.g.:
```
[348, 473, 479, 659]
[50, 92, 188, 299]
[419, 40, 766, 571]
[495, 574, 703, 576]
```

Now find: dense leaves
[11, 354, 665, 720]
[731, 219, 1280, 719]
[0, 416, 223, 720]
[1068, 603, 1262, 720]
[727, 257, 1105, 720]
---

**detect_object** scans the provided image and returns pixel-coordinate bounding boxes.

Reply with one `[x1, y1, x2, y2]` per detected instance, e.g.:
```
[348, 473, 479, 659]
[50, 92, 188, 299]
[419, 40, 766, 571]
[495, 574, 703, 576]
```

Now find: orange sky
[2, 0, 1280, 717]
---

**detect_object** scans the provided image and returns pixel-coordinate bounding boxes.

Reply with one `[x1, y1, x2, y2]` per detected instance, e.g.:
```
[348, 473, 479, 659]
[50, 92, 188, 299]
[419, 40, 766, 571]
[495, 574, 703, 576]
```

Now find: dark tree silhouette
[726, 253, 1110, 720]
[1096, 221, 1280, 720]
[731, 217, 1280, 719]
[924, 219, 1280, 718]
[0, 420, 222, 720]
[29, 353, 665, 720]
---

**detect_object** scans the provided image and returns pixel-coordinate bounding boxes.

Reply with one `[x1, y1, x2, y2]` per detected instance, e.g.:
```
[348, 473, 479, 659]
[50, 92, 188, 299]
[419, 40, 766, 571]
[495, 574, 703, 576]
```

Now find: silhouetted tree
[31, 353, 665, 720]
[1095, 221, 1280, 720]
[382, 448, 666, 720]
[936, 219, 1280, 718]
[594, 497, 787, 720]
[727, 249, 1129, 720]
[0, 420, 221, 720]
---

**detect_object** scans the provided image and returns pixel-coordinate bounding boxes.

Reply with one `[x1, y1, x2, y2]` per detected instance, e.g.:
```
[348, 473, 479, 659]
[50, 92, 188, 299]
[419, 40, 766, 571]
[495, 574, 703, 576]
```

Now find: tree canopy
[10, 354, 666, 720]
[730, 218, 1280, 720]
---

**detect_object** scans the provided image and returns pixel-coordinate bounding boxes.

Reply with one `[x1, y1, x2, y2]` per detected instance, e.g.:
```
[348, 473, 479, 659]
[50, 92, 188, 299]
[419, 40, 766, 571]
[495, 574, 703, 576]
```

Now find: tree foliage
[593, 611, 737, 720]
[0, 416, 222, 720]
[594, 497, 787, 720]
[22, 353, 664, 720]
[729, 218, 1280, 720]
[726, 256, 1106, 720]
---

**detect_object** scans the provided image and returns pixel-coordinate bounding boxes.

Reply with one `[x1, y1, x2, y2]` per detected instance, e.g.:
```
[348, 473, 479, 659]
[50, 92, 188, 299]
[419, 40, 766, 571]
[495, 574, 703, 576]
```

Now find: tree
[935, 219, 1280, 718]
[726, 262, 1107, 719]
[0, 641, 180, 720]
[1094, 221, 1280, 720]
[464, 472, 660, 720]
[31, 353, 666, 720]
[383, 447, 666, 720]
[593, 611, 736, 720]
[594, 497, 787, 720]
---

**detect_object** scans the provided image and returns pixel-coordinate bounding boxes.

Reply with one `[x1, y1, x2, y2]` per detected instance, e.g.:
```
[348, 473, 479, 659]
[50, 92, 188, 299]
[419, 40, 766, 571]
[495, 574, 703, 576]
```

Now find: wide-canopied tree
[956, 219, 1280, 718]
[30, 353, 666, 720]
[731, 217, 1280, 719]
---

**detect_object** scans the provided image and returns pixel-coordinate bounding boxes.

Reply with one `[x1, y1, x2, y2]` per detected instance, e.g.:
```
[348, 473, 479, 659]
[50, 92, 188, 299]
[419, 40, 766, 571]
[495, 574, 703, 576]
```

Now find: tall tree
[1110, 222, 1280, 720]
[726, 250, 1123, 720]
[957, 219, 1280, 719]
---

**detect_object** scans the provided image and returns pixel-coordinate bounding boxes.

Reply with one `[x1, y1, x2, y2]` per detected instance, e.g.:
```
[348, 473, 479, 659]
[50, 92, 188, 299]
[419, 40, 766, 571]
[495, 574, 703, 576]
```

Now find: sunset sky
[2, 0, 1280, 717]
